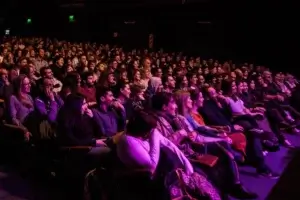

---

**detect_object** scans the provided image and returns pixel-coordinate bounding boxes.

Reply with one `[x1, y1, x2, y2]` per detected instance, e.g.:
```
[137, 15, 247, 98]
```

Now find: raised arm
[34, 98, 59, 123]
[118, 129, 161, 173]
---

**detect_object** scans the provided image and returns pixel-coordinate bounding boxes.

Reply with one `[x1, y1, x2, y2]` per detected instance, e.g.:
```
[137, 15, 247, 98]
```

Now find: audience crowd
[1, 36, 300, 200]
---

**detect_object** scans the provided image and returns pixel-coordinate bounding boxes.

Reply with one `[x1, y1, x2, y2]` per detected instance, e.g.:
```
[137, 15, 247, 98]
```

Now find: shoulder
[10, 95, 17, 101]
[34, 96, 44, 104]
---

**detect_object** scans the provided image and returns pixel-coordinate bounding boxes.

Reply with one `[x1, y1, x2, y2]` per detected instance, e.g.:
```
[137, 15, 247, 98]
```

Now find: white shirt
[228, 97, 245, 115]
[117, 128, 194, 175]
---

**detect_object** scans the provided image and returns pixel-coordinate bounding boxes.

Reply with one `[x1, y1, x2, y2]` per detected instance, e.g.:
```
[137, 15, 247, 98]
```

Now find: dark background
[0, 1, 299, 73]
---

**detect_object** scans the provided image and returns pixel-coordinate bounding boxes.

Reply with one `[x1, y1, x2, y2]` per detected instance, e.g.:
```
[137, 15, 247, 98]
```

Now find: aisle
[1, 134, 299, 200]
[230, 133, 300, 200]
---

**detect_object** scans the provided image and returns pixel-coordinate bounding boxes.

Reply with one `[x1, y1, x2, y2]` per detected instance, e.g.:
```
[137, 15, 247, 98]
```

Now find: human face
[121, 71, 128, 80]
[168, 76, 176, 88]
[198, 75, 205, 84]
[81, 99, 88, 114]
[237, 82, 244, 93]
[190, 75, 198, 85]
[87, 75, 94, 86]
[144, 59, 151, 69]
[112, 61, 118, 69]
[20, 59, 28, 66]
[102, 91, 114, 105]
[81, 55, 87, 64]
[39, 49, 45, 57]
[243, 82, 248, 92]
[185, 96, 193, 109]
[21, 77, 31, 93]
[121, 84, 131, 98]
[180, 60, 186, 68]
[134, 71, 141, 81]
[0, 70, 8, 82]
[145, 70, 152, 79]
[208, 87, 217, 99]
[57, 58, 64, 67]
[182, 76, 188, 87]
[231, 82, 237, 94]
[43, 79, 54, 93]
[133, 61, 139, 69]
[249, 80, 255, 89]
[230, 72, 236, 81]
[156, 68, 163, 78]
[164, 97, 177, 116]
[196, 92, 204, 107]
[108, 74, 115, 84]
[67, 65, 73, 73]
[28, 67, 35, 79]
[44, 69, 53, 79]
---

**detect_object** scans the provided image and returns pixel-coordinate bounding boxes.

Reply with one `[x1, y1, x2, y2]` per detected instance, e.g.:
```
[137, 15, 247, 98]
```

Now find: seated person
[38, 66, 63, 94]
[117, 110, 221, 200]
[238, 80, 293, 148]
[152, 92, 257, 199]
[188, 90, 247, 156]
[57, 94, 111, 167]
[92, 87, 126, 137]
[78, 72, 97, 108]
[34, 77, 64, 124]
[116, 81, 133, 120]
[221, 80, 279, 152]
[200, 86, 279, 178]
[0, 68, 13, 120]
[9, 75, 33, 140]
[263, 71, 300, 129]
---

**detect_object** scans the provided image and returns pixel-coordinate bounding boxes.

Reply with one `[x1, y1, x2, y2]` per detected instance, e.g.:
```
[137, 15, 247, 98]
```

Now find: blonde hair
[174, 90, 191, 117]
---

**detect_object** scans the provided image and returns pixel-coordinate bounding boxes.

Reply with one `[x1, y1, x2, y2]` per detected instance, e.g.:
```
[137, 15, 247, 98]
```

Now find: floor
[231, 133, 300, 200]
[0, 134, 299, 200]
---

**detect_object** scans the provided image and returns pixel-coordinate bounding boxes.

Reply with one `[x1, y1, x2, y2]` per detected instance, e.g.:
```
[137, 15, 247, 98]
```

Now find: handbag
[228, 132, 247, 156]
[165, 168, 221, 200]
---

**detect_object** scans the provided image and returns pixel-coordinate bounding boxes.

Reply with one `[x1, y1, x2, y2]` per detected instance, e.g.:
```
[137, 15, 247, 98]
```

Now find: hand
[188, 131, 198, 142]
[208, 127, 219, 132]
[46, 88, 55, 101]
[24, 132, 32, 141]
[277, 95, 284, 102]
[12, 118, 21, 126]
[4, 79, 10, 86]
[138, 94, 145, 101]
[223, 137, 232, 144]
[217, 132, 228, 137]
[96, 139, 107, 147]
[85, 109, 93, 118]
[112, 101, 125, 111]
[233, 124, 244, 131]
[257, 107, 266, 112]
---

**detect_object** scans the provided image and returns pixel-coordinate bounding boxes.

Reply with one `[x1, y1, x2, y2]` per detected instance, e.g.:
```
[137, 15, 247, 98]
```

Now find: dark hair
[152, 92, 173, 111]
[19, 65, 32, 76]
[116, 80, 129, 95]
[162, 75, 172, 86]
[62, 73, 79, 93]
[64, 94, 85, 115]
[40, 66, 51, 77]
[126, 110, 157, 137]
[190, 89, 200, 102]
[131, 84, 144, 97]
[82, 71, 94, 81]
[221, 80, 234, 95]
[96, 86, 112, 104]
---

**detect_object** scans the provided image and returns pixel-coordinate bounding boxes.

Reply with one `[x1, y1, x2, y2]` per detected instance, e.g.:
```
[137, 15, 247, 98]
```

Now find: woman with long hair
[221, 80, 280, 152]
[57, 95, 111, 163]
[174, 90, 257, 199]
[9, 74, 34, 140]
[117, 110, 221, 200]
